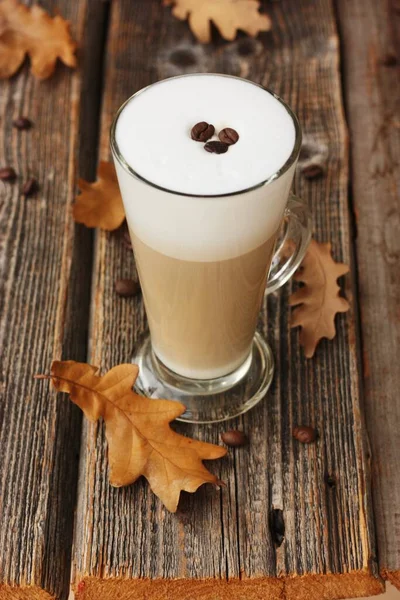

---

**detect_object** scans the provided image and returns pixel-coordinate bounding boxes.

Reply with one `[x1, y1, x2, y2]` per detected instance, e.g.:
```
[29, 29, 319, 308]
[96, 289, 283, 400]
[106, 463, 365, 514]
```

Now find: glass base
[132, 332, 274, 424]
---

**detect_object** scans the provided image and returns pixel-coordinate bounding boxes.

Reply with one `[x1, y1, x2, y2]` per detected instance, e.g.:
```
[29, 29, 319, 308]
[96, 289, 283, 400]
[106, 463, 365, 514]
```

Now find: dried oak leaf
[289, 239, 350, 358]
[37, 361, 226, 512]
[0, 0, 77, 79]
[163, 0, 271, 44]
[74, 161, 125, 231]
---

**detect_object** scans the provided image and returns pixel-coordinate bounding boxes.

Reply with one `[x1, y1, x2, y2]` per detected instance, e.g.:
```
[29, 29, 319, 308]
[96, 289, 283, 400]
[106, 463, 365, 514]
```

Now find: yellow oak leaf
[163, 0, 271, 44]
[289, 239, 350, 358]
[36, 361, 226, 512]
[0, 0, 77, 79]
[73, 162, 125, 231]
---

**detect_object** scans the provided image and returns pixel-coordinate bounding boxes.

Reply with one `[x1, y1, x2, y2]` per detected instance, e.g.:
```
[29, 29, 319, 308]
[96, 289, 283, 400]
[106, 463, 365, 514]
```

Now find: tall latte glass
[111, 74, 311, 423]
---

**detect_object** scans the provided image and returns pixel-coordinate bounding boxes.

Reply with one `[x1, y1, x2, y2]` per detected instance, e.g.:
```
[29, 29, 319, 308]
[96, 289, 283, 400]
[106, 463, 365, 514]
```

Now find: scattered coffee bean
[218, 127, 239, 145]
[13, 116, 33, 130]
[302, 163, 324, 179]
[292, 425, 316, 444]
[221, 430, 248, 447]
[115, 278, 141, 297]
[0, 167, 17, 182]
[381, 53, 398, 66]
[204, 141, 229, 154]
[22, 177, 39, 197]
[191, 121, 215, 142]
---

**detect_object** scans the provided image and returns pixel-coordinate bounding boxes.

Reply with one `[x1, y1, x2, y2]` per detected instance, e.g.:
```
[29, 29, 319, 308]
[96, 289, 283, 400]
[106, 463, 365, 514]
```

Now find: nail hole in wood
[325, 474, 336, 488]
[270, 508, 285, 547]
[169, 49, 197, 67]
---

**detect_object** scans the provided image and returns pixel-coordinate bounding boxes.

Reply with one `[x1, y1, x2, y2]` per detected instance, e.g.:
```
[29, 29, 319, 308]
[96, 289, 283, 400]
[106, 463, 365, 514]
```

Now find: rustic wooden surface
[1, 0, 397, 599]
[337, 0, 400, 588]
[71, 1, 382, 599]
[0, 1, 106, 599]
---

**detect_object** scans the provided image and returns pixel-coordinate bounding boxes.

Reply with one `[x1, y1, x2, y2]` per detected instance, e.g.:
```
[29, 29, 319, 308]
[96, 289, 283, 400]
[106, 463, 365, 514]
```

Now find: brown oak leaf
[163, 0, 271, 44]
[73, 161, 125, 231]
[289, 239, 350, 358]
[36, 361, 226, 512]
[0, 0, 77, 79]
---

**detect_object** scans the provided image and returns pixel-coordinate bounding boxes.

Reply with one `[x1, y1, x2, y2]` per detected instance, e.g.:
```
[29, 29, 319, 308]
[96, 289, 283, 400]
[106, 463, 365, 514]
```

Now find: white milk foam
[114, 75, 298, 262]
[116, 75, 295, 195]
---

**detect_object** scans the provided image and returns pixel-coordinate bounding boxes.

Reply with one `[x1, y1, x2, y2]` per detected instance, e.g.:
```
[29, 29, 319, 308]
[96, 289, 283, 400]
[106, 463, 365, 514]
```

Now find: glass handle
[266, 194, 312, 294]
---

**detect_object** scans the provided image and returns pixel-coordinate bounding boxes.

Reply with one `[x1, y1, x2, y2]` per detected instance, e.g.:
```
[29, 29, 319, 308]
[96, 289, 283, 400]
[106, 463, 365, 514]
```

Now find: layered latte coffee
[131, 230, 276, 379]
[113, 74, 297, 379]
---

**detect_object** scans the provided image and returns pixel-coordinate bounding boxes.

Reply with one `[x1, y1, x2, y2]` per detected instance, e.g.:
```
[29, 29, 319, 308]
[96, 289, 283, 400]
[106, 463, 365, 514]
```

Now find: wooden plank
[72, 1, 383, 599]
[0, 1, 108, 598]
[336, 0, 400, 589]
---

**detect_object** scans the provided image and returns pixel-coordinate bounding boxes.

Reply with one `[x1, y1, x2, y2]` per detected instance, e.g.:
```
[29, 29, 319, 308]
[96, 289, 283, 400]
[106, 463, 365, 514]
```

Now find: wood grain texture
[72, 1, 382, 598]
[336, 0, 400, 589]
[0, 1, 107, 598]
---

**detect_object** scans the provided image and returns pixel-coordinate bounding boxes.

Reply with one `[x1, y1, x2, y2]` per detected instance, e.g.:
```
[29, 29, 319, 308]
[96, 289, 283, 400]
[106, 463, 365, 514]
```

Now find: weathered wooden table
[1, 1, 399, 599]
